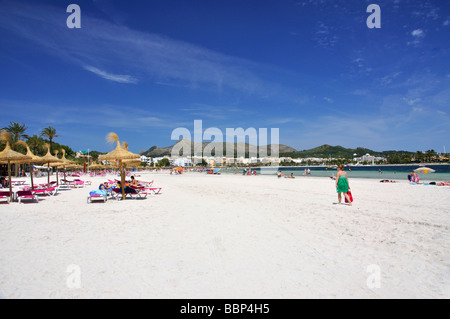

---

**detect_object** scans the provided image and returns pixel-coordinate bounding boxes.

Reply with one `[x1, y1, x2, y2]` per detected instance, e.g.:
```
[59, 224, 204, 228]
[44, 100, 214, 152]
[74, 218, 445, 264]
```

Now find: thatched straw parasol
[56, 149, 75, 182]
[14, 140, 46, 190]
[89, 163, 104, 170]
[46, 149, 75, 185]
[65, 164, 83, 171]
[98, 133, 140, 200]
[121, 142, 142, 168]
[0, 131, 32, 202]
[40, 143, 63, 186]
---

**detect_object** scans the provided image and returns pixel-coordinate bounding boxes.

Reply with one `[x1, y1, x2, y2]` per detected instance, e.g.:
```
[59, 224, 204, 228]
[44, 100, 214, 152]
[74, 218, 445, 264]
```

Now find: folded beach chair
[11, 181, 26, 186]
[0, 191, 12, 204]
[16, 191, 38, 204]
[67, 180, 84, 188]
[31, 186, 58, 197]
[74, 179, 91, 186]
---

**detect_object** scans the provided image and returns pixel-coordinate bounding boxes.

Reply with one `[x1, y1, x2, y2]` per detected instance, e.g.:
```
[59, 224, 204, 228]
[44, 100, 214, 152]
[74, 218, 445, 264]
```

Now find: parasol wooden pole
[121, 160, 126, 200]
[8, 160, 13, 202]
[29, 161, 35, 190]
[56, 167, 59, 186]
[47, 162, 50, 186]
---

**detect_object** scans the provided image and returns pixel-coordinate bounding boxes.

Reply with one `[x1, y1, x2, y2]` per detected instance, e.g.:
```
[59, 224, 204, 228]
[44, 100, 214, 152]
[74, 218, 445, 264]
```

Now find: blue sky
[0, 0, 449, 153]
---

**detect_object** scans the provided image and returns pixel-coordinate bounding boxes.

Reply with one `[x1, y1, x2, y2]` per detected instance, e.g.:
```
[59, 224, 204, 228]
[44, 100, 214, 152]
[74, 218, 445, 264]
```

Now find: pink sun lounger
[31, 186, 58, 196]
[0, 191, 12, 204]
[87, 194, 107, 203]
[16, 191, 38, 204]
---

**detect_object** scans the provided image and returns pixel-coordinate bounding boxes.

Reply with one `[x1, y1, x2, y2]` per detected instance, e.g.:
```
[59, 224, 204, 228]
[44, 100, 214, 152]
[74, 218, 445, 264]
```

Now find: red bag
[345, 190, 353, 203]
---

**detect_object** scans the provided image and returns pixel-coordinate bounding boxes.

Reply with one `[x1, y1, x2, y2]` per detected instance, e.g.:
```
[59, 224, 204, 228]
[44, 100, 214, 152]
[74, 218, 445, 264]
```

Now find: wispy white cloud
[408, 29, 426, 47]
[83, 66, 138, 84]
[379, 72, 402, 86]
[411, 29, 425, 37]
[403, 97, 421, 106]
[0, 1, 292, 97]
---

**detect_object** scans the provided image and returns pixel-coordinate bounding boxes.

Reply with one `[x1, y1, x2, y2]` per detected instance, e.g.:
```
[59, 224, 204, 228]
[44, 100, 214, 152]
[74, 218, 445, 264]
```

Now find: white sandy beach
[0, 172, 449, 299]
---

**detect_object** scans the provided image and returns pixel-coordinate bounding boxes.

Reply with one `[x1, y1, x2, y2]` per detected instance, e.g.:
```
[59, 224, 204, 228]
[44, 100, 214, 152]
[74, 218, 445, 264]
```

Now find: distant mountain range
[140, 139, 296, 157]
[139, 140, 410, 159]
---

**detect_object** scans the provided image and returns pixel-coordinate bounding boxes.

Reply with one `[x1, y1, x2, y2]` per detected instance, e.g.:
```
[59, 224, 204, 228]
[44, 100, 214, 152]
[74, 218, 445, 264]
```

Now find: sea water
[223, 165, 450, 182]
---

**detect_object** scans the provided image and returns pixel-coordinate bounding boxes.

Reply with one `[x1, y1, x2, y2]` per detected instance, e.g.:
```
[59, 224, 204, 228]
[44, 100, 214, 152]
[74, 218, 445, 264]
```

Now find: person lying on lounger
[116, 181, 134, 193]
[130, 176, 153, 186]
[99, 182, 113, 195]
[130, 176, 139, 187]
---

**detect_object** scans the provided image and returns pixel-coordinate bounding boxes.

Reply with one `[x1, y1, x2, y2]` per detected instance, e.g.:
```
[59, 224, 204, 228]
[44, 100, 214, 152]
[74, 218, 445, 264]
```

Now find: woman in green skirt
[336, 164, 352, 206]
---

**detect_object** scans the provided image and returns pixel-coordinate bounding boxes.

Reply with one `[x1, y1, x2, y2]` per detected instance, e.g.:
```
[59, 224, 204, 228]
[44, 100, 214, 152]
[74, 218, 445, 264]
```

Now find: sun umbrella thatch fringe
[13, 140, 46, 190]
[99, 133, 140, 200]
[40, 143, 63, 186]
[0, 131, 32, 201]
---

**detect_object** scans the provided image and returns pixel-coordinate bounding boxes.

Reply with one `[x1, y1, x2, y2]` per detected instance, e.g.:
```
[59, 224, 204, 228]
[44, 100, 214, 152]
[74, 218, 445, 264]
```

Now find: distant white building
[173, 157, 193, 167]
[353, 153, 386, 164]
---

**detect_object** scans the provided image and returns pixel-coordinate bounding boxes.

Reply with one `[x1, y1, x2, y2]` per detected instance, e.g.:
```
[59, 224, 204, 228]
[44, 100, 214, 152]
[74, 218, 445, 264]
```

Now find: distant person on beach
[336, 164, 352, 206]
[408, 171, 419, 183]
[277, 171, 282, 178]
[0, 176, 6, 188]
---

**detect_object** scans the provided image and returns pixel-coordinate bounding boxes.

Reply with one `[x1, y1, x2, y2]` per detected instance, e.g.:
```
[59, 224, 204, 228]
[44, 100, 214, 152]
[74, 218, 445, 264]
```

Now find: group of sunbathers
[98, 176, 154, 195]
[277, 171, 295, 179]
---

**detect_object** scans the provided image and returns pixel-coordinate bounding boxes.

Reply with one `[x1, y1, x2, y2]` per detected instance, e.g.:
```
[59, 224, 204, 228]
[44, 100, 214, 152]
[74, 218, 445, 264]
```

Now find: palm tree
[40, 126, 59, 154]
[2, 122, 29, 145]
[2, 122, 29, 176]
[26, 135, 46, 156]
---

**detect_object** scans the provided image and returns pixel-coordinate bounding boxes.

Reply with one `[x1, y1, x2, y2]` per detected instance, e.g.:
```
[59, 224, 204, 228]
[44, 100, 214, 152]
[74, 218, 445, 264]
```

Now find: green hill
[280, 144, 383, 159]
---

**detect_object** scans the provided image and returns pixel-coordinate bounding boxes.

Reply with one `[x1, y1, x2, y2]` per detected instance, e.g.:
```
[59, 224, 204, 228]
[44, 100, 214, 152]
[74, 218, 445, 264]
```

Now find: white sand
[0, 172, 449, 299]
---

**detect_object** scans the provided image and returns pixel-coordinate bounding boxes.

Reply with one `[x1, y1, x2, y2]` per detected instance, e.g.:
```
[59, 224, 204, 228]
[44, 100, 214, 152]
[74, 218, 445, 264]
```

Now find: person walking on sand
[336, 164, 352, 206]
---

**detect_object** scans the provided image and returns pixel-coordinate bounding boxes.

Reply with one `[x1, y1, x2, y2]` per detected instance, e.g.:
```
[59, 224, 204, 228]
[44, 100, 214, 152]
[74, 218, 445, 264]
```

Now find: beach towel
[89, 190, 108, 197]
